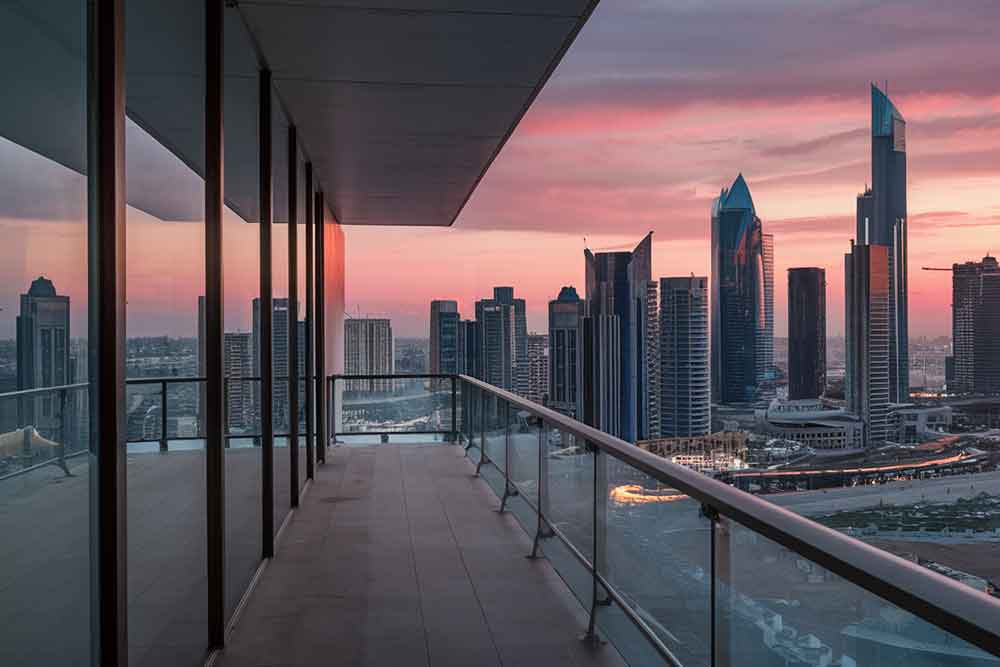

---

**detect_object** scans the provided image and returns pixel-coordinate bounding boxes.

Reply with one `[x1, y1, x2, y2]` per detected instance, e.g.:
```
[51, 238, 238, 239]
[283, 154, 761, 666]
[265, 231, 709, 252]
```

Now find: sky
[1, 0, 999, 342]
[345, 0, 1000, 339]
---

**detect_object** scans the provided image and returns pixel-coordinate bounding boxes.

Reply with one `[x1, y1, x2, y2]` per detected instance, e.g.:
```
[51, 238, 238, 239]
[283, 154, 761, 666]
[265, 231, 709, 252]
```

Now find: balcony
[3, 374, 1000, 666]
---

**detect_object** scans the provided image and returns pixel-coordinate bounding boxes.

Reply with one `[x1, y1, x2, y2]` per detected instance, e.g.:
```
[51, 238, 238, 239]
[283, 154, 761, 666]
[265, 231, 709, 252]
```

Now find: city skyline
[3, 4, 1000, 342]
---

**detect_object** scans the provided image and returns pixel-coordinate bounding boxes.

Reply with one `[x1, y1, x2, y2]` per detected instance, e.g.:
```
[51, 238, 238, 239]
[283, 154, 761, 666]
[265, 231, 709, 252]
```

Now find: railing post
[499, 401, 518, 513]
[329, 376, 336, 444]
[584, 440, 601, 645]
[159, 380, 168, 453]
[475, 390, 487, 476]
[528, 419, 549, 560]
[58, 387, 69, 451]
[450, 375, 457, 442]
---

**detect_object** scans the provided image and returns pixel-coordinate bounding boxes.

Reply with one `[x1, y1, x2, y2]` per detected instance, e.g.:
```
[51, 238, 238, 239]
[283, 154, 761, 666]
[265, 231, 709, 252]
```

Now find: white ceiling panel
[241, 0, 598, 226]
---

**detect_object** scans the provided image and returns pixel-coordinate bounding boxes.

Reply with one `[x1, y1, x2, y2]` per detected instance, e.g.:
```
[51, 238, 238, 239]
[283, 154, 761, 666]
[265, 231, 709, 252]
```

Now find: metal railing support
[583, 441, 603, 646]
[159, 379, 168, 453]
[499, 401, 518, 513]
[528, 420, 551, 560]
[450, 375, 457, 442]
[475, 390, 487, 476]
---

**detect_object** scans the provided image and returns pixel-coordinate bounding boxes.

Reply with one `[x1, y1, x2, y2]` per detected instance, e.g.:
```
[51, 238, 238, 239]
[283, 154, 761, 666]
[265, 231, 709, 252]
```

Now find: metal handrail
[0, 382, 89, 400]
[455, 374, 1000, 659]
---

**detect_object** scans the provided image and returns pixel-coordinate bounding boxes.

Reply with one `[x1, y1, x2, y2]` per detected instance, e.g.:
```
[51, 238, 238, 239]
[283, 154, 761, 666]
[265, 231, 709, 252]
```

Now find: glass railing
[333, 373, 1000, 666]
[328, 374, 456, 444]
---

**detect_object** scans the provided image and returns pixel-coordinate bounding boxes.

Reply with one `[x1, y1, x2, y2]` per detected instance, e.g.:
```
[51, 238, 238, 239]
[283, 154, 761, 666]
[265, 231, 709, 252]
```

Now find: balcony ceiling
[240, 0, 598, 226]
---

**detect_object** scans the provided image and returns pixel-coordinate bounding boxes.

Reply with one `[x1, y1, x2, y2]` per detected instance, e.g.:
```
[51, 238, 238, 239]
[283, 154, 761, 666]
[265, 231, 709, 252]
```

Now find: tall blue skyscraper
[582, 233, 653, 442]
[711, 174, 773, 404]
[868, 83, 909, 403]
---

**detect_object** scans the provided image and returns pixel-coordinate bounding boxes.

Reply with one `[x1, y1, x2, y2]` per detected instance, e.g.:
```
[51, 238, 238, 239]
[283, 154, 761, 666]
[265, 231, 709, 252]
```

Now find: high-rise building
[642, 279, 660, 439]
[868, 83, 909, 403]
[526, 334, 548, 404]
[711, 174, 772, 404]
[548, 286, 583, 418]
[760, 232, 775, 388]
[952, 255, 1000, 395]
[582, 232, 653, 441]
[578, 313, 621, 436]
[457, 319, 480, 379]
[659, 276, 710, 437]
[253, 297, 291, 428]
[429, 300, 459, 374]
[474, 287, 525, 394]
[845, 241, 890, 446]
[223, 332, 254, 432]
[787, 268, 827, 400]
[476, 302, 515, 391]
[344, 318, 394, 393]
[16, 276, 71, 439]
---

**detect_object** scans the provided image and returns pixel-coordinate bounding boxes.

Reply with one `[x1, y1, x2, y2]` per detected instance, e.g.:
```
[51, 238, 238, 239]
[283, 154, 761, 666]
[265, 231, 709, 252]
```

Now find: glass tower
[711, 174, 772, 404]
[787, 268, 827, 400]
[659, 276, 710, 437]
[869, 84, 909, 403]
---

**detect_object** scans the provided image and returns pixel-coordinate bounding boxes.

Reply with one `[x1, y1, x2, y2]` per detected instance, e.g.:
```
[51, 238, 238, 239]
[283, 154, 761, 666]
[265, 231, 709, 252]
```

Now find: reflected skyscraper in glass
[710, 174, 773, 404]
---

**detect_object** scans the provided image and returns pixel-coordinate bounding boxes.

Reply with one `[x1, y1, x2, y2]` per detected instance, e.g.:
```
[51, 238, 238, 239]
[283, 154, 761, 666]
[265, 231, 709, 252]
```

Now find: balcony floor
[219, 443, 626, 667]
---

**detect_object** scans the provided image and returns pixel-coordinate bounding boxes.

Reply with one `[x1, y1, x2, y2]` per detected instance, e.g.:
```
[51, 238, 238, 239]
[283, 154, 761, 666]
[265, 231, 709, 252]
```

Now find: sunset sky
[345, 0, 1000, 339]
[1, 0, 999, 343]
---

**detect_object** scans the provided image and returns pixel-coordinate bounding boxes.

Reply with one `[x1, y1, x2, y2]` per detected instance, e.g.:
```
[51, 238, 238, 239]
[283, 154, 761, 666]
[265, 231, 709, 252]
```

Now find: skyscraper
[457, 319, 480, 379]
[869, 83, 909, 403]
[582, 232, 653, 441]
[643, 279, 661, 440]
[16, 276, 71, 438]
[344, 318, 394, 393]
[429, 300, 459, 374]
[788, 268, 827, 400]
[476, 302, 515, 391]
[474, 287, 525, 394]
[548, 286, 583, 418]
[526, 333, 549, 404]
[659, 276, 710, 437]
[711, 174, 772, 404]
[223, 332, 254, 432]
[845, 242, 890, 446]
[952, 255, 1000, 395]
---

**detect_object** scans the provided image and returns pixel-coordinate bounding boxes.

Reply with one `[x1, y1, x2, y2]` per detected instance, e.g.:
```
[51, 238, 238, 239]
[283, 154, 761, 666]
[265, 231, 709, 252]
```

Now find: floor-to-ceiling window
[223, 5, 263, 622]
[124, 1, 208, 664]
[0, 2, 92, 664]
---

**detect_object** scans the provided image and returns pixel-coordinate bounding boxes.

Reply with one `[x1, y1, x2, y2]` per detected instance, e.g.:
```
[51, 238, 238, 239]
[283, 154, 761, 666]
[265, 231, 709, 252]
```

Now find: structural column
[304, 163, 315, 480]
[287, 126, 299, 507]
[315, 192, 326, 464]
[204, 0, 226, 649]
[88, 0, 127, 662]
[259, 69, 274, 557]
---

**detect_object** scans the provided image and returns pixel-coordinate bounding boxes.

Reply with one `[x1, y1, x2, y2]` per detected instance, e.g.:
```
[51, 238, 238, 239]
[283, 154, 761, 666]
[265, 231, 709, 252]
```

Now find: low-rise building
[755, 399, 863, 454]
[887, 404, 952, 444]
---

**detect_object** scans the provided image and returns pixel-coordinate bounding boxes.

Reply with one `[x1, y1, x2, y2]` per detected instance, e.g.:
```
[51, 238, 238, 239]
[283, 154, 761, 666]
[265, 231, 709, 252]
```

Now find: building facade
[548, 286, 583, 417]
[952, 255, 1000, 394]
[787, 268, 827, 400]
[429, 300, 459, 374]
[755, 399, 864, 453]
[253, 297, 291, 428]
[845, 241, 891, 446]
[343, 318, 394, 393]
[457, 319, 480, 379]
[526, 333, 549, 404]
[582, 233, 653, 441]
[659, 276, 711, 437]
[711, 174, 773, 404]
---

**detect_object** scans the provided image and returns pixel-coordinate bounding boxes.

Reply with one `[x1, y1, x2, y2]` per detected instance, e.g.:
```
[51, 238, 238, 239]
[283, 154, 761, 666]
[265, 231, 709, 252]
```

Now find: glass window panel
[125, 0, 207, 664]
[0, 3, 91, 664]
[296, 147, 307, 492]
[717, 516, 996, 666]
[272, 89, 291, 534]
